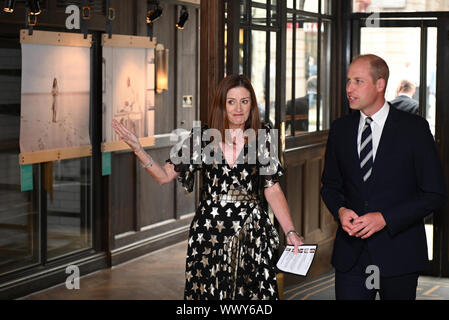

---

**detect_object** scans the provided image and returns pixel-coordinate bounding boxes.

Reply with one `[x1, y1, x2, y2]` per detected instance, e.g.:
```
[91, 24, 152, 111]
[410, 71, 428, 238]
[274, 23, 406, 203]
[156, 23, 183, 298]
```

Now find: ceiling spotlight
[3, 0, 15, 13]
[28, 0, 41, 15]
[176, 6, 189, 30]
[146, 3, 163, 24]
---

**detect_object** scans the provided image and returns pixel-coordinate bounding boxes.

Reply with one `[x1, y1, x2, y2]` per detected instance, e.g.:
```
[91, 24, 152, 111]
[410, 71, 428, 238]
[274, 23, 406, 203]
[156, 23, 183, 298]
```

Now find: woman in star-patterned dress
[112, 74, 303, 300]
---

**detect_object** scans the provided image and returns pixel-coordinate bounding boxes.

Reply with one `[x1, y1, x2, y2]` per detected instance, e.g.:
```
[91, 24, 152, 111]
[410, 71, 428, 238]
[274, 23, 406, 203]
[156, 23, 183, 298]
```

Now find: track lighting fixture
[3, 0, 15, 13]
[176, 6, 189, 30]
[146, 1, 163, 24]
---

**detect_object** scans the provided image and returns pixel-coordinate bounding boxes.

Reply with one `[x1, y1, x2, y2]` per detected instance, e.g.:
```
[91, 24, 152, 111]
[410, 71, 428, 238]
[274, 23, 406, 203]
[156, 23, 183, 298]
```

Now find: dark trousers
[335, 245, 419, 300]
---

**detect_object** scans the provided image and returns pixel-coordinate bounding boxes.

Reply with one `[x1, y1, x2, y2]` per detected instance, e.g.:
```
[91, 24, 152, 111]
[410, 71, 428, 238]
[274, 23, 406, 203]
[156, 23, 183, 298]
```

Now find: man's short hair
[352, 54, 390, 89]
[398, 79, 415, 94]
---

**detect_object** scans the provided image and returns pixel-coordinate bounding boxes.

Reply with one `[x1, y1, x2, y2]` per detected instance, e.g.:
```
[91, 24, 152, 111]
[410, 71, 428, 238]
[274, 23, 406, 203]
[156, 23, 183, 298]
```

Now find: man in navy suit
[390, 79, 419, 115]
[321, 54, 447, 300]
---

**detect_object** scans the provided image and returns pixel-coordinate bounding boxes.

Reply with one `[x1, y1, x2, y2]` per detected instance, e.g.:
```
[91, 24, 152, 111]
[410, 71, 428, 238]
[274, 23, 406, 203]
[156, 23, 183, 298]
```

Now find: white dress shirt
[357, 102, 390, 161]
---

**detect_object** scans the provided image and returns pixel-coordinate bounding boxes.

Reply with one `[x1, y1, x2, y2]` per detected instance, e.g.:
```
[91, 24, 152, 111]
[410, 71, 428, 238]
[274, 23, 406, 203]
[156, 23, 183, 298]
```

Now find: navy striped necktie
[360, 117, 373, 182]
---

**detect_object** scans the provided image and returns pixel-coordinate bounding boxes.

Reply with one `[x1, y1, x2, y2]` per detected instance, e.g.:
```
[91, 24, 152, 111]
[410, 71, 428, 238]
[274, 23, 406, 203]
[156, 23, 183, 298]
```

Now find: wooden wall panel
[320, 158, 336, 236]
[304, 159, 321, 240]
[285, 161, 304, 237]
[111, 152, 136, 236]
[110, 0, 137, 35]
[176, 6, 200, 218]
[153, 3, 176, 135]
[138, 147, 175, 228]
[283, 141, 337, 286]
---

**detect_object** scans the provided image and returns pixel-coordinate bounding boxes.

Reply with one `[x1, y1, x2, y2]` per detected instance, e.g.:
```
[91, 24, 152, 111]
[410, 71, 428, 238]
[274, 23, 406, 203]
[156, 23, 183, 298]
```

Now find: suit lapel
[348, 112, 366, 189]
[368, 105, 398, 189]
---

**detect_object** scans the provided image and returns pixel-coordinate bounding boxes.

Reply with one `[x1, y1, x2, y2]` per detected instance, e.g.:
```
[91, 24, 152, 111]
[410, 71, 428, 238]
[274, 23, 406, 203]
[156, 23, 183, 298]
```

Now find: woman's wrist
[286, 230, 300, 237]
[140, 155, 153, 168]
[133, 146, 144, 154]
[134, 148, 153, 168]
[286, 230, 304, 243]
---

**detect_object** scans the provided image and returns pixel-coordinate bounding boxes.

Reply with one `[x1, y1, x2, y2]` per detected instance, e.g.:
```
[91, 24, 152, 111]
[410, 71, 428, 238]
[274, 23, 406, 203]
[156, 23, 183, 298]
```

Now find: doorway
[353, 16, 448, 276]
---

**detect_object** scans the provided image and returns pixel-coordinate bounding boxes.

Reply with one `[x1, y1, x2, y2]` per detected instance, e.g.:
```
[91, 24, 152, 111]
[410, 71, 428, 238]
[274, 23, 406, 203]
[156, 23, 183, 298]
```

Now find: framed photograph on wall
[19, 30, 92, 165]
[101, 34, 156, 152]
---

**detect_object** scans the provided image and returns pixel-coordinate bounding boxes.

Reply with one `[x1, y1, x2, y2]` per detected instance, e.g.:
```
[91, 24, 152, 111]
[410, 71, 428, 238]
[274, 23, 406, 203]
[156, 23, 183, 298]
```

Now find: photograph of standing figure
[51, 77, 58, 123]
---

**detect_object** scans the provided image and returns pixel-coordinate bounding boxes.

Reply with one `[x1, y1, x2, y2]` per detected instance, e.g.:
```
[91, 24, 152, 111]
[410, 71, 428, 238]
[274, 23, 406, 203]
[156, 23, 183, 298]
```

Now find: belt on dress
[201, 188, 259, 203]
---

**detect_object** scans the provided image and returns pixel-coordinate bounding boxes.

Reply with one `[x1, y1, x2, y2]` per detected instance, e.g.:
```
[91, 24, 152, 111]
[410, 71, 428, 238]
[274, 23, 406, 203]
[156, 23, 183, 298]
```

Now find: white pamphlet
[276, 244, 317, 276]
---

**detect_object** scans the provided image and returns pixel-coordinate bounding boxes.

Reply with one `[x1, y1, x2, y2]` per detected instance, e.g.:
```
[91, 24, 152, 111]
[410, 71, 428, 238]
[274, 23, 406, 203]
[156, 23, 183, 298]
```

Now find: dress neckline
[218, 142, 246, 169]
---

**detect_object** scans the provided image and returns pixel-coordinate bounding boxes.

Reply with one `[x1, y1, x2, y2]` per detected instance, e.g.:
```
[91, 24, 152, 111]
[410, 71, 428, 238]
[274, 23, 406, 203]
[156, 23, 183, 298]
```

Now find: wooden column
[226, 0, 240, 75]
[199, 0, 224, 125]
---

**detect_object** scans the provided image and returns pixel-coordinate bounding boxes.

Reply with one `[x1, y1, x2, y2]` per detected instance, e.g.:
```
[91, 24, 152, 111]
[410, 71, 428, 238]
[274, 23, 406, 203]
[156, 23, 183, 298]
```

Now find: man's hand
[350, 212, 386, 239]
[338, 207, 359, 236]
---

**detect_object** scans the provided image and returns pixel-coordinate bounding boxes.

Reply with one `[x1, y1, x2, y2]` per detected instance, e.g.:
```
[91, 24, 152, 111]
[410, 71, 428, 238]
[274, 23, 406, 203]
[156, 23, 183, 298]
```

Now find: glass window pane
[47, 157, 92, 260]
[287, 0, 294, 9]
[298, 0, 319, 13]
[303, 20, 318, 133]
[0, 46, 40, 276]
[251, 7, 267, 26]
[0, 160, 39, 276]
[295, 21, 310, 133]
[251, 30, 267, 124]
[285, 13, 293, 136]
[426, 27, 437, 137]
[224, 24, 228, 76]
[424, 29, 437, 263]
[360, 27, 421, 102]
[353, 0, 449, 12]
[321, 0, 332, 14]
[270, 1, 278, 27]
[286, 18, 318, 136]
[239, 28, 245, 75]
[269, 32, 276, 126]
[240, 0, 247, 21]
[224, 24, 245, 75]
[320, 21, 331, 131]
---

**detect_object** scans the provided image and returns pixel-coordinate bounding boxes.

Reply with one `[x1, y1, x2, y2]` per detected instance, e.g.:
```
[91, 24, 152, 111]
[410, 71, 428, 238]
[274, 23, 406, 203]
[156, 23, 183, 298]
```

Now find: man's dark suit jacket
[321, 105, 447, 277]
[390, 95, 419, 115]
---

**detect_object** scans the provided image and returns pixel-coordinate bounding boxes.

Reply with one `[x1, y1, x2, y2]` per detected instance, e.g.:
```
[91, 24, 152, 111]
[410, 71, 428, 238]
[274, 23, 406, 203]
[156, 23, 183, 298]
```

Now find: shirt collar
[360, 101, 390, 127]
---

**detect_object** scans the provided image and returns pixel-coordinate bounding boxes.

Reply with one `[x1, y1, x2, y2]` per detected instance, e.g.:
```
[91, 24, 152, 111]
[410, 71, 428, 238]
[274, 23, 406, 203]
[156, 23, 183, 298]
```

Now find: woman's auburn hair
[208, 74, 262, 142]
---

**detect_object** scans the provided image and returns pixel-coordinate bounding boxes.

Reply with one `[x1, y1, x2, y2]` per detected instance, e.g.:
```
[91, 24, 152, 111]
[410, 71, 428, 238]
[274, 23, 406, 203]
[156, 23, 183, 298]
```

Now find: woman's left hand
[286, 232, 304, 255]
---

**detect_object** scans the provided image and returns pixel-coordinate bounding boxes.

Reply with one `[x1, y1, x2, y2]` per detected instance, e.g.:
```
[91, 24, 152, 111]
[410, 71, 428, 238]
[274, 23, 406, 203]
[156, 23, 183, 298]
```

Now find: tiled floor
[24, 241, 188, 300]
[23, 240, 449, 300]
[283, 270, 449, 300]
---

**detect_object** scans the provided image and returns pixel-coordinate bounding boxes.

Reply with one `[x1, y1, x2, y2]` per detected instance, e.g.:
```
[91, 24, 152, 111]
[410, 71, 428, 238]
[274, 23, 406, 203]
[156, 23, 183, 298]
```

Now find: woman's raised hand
[112, 119, 142, 152]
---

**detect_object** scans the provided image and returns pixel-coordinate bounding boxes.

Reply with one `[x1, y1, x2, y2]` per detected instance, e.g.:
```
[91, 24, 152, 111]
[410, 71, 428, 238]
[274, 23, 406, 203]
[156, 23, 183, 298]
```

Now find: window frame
[285, 1, 333, 137]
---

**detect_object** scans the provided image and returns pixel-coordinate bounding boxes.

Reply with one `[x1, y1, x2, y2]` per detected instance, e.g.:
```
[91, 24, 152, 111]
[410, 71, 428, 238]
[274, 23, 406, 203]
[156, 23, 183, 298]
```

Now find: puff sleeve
[258, 123, 284, 188]
[166, 126, 204, 193]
